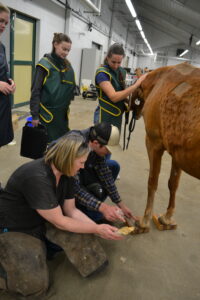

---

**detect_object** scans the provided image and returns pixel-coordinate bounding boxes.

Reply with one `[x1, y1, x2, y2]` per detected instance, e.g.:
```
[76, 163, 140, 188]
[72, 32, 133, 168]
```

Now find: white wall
[1, 0, 65, 60]
[68, 0, 137, 79]
[68, 14, 109, 82]
[1, 0, 140, 83]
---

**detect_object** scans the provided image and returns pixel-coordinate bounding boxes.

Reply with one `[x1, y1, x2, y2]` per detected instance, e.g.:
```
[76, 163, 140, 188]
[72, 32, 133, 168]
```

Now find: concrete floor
[1, 97, 200, 300]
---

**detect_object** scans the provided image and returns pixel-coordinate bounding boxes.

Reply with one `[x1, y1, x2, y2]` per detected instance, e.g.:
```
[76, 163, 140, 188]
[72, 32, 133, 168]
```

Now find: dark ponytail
[104, 43, 125, 64]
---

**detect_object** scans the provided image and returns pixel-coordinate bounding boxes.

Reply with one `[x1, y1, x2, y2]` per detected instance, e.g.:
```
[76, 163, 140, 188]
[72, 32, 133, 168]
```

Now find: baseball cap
[90, 122, 121, 153]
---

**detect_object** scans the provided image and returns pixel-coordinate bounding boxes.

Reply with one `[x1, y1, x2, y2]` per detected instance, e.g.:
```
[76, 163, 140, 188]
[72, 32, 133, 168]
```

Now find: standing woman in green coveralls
[30, 33, 76, 142]
[95, 43, 147, 131]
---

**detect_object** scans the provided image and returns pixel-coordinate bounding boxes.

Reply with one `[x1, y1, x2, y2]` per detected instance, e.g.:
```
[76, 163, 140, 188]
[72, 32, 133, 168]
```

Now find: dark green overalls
[95, 65, 126, 131]
[38, 56, 76, 142]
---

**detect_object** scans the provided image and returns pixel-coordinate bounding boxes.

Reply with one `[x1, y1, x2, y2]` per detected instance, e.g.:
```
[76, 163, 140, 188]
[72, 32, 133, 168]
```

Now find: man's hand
[96, 224, 124, 240]
[99, 202, 125, 222]
[117, 202, 138, 221]
[0, 81, 13, 95]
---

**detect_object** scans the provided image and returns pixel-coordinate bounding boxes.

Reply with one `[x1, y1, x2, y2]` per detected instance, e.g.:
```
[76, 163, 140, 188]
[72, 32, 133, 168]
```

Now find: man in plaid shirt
[74, 122, 135, 223]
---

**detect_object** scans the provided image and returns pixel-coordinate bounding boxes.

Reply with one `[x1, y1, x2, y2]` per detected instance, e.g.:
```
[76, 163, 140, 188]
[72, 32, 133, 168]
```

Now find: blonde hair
[0, 3, 10, 14]
[44, 134, 89, 176]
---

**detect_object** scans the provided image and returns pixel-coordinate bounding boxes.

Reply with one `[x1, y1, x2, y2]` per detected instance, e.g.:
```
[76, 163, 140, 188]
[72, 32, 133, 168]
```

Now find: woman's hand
[32, 119, 40, 127]
[9, 79, 16, 94]
[134, 73, 148, 89]
[0, 81, 13, 95]
[96, 224, 124, 240]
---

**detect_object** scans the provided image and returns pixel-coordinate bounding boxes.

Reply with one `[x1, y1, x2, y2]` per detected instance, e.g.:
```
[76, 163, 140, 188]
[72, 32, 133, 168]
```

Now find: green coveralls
[95, 66, 126, 131]
[38, 56, 76, 142]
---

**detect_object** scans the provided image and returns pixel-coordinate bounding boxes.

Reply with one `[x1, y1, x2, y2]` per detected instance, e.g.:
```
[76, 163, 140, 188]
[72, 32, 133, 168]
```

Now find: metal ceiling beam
[141, 15, 188, 40]
[171, 0, 200, 15]
[139, 17, 189, 48]
[135, 0, 200, 49]
[137, 0, 199, 35]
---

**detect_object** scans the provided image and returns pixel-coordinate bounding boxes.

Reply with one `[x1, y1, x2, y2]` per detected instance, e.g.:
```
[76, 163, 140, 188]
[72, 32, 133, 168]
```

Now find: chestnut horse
[130, 62, 200, 230]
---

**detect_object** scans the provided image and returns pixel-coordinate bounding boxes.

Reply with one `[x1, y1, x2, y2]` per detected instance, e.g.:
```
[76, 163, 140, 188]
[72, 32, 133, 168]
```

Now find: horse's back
[143, 63, 200, 178]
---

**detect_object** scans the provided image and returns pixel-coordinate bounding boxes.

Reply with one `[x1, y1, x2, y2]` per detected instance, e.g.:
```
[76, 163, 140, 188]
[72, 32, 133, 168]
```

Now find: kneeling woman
[0, 133, 122, 297]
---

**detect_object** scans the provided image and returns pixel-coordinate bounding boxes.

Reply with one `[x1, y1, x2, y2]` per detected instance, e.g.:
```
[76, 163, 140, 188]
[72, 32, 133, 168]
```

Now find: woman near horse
[30, 33, 76, 143]
[94, 43, 147, 131]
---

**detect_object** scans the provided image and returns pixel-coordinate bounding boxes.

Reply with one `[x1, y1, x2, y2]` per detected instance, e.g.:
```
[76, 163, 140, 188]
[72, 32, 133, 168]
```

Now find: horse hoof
[132, 220, 150, 234]
[152, 214, 177, 231]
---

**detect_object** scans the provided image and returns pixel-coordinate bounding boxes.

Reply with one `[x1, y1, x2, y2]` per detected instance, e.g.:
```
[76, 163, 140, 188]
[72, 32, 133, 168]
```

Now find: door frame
[10, 11, 36, 107]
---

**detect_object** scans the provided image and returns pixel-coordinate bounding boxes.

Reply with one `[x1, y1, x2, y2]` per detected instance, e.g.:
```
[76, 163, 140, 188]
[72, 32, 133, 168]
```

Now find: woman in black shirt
[0, 132, 123, 297]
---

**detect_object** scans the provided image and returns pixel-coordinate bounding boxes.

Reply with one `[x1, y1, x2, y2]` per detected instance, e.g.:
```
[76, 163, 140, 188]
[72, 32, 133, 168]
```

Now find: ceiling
[114, 0, 200, 57]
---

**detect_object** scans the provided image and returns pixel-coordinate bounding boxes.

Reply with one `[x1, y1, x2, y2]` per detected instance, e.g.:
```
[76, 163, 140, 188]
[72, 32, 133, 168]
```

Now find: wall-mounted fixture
[88, 22, 92, 32]
[83, 0, 101, 16]
[176, 48, 184, 56]
[176, 48, 189, 57]
[79, 32, 86, 37]
[179, 49, 189, 57]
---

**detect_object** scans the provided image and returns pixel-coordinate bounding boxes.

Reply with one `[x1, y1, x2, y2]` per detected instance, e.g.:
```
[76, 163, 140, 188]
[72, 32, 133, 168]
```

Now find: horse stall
[0, 91, 200, 299]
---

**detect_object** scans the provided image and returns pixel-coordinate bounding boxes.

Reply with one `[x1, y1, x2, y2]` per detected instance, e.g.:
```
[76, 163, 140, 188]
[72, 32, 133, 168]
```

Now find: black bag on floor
[20, 122, 48, 159]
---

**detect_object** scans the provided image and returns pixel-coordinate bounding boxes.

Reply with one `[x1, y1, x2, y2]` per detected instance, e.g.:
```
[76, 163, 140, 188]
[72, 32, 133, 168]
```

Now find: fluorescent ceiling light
[179, 49, 189, 57]
[125, 0, 153, 55]
[125, 0, 137, 18]
[196, 40, 200, 45]
[135, 19, 142, 31]
[147, 44, 153, 55]
[140, 31, 145, 39]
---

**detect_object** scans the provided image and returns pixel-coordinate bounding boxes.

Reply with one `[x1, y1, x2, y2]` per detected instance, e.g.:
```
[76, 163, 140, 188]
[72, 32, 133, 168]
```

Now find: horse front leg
[138, 136, 164, 229]
[159, 160, 181, 226]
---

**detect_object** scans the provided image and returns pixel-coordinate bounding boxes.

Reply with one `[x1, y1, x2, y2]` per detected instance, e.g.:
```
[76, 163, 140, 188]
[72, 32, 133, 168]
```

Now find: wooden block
[12, 113, 19, 131]
[152, 215, 177, 231]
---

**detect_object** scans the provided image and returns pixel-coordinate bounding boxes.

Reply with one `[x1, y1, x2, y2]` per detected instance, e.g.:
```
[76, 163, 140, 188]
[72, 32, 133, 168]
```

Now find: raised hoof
[130, 219, 150, 234]
[152, 214, 177, 231]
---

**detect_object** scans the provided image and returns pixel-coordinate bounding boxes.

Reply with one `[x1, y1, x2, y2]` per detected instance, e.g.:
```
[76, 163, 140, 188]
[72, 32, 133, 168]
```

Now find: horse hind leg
[158, 160, 181, 227]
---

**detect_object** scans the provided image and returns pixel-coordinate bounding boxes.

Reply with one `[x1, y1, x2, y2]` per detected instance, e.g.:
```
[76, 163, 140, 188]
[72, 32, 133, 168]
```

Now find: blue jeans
[106, 157, 120, 181]
[76, 157, 120, 222]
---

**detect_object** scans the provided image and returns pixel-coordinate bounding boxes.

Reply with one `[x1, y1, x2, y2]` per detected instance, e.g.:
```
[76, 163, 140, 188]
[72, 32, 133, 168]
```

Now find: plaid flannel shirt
[74, 152, 121, 211]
